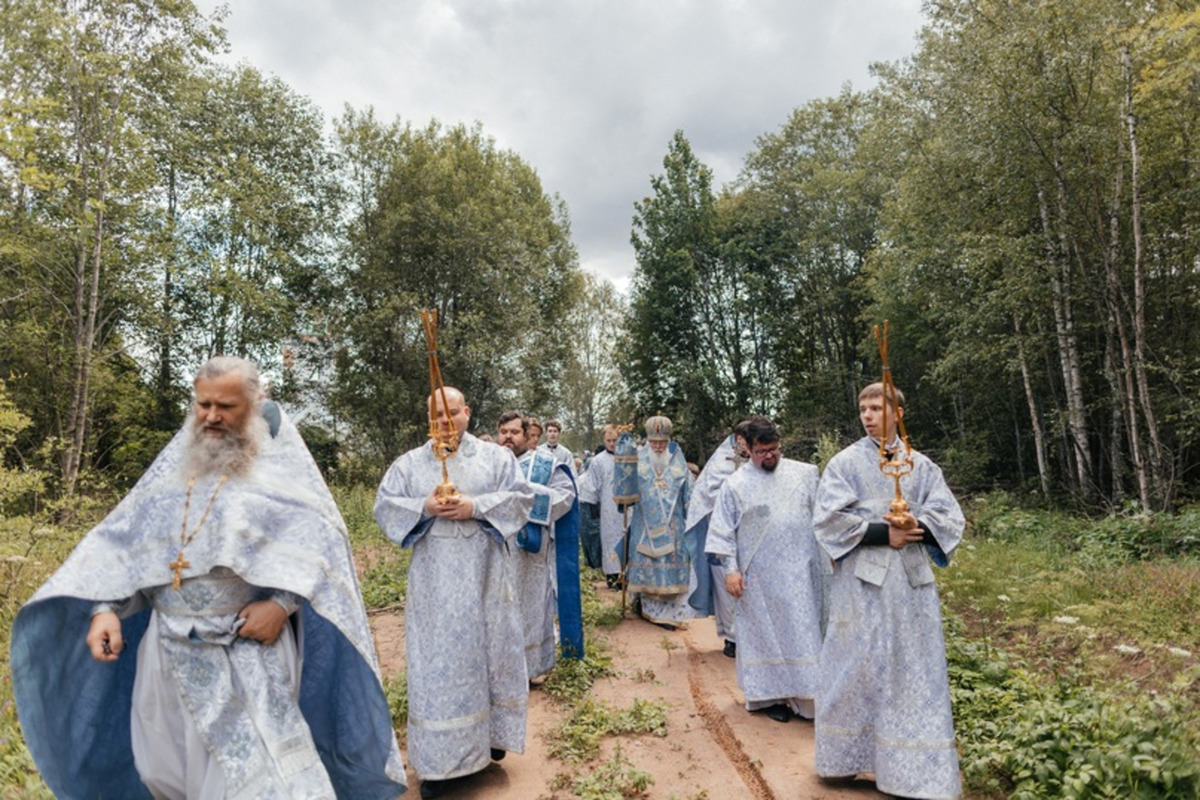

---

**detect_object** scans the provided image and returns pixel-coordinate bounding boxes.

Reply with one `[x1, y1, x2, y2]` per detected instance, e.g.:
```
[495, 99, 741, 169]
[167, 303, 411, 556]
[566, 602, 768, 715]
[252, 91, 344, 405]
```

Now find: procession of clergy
[10, 355, 964, 800]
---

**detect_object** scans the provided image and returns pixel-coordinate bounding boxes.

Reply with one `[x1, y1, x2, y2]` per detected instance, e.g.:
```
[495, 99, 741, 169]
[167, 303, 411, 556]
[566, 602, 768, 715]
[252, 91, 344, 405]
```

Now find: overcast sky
[196, 0, 926, 292]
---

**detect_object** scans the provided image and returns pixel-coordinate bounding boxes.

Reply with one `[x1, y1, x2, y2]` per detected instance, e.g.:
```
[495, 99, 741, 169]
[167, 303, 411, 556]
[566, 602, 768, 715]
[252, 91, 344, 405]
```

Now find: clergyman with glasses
[704, 415, 825, 724]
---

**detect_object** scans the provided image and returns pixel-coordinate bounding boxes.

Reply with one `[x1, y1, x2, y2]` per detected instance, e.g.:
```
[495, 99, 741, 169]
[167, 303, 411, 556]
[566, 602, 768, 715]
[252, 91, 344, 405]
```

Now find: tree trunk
[158, 164, 177, 425]
[1037, 176, 1093, 500]
[1014, 314, 1050, 500]
[1122, 46, 1168, 510]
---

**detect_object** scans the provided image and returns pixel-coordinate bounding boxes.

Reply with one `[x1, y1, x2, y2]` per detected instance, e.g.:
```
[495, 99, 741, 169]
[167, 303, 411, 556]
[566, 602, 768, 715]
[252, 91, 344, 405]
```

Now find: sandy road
[371, 586, 888, 799]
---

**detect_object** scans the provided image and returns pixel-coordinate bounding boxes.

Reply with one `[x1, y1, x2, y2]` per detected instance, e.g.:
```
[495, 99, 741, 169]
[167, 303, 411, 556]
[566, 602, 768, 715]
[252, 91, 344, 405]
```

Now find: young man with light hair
[814, 382, 964, 799]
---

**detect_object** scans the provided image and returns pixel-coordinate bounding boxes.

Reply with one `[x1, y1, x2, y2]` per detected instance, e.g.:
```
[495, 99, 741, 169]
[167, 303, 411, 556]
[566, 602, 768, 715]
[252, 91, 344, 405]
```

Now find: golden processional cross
[422, 308, 460, 502]
[873, 320, 916, 528]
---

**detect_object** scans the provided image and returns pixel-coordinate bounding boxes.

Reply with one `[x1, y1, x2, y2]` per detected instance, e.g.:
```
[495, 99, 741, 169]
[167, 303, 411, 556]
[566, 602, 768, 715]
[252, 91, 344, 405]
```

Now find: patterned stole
[516, 450, 585, 660]
[518, 450, 556, 553]
[634, 452, 689, 558]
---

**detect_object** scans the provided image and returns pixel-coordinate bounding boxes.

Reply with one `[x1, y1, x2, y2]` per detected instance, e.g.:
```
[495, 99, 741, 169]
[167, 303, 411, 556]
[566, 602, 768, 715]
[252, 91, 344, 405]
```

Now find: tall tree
[629, 130, 765, 456]
[740, 88, 888, 438]
[330, 118, 581, 464]
[0, 0, 220, 495]
[559, 271, 628, 449]
[863, 0, 1200, 506]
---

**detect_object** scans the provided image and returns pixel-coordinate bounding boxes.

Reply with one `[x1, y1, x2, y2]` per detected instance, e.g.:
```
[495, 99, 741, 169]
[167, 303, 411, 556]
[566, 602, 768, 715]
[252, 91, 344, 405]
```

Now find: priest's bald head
[428, 387, 471, 437]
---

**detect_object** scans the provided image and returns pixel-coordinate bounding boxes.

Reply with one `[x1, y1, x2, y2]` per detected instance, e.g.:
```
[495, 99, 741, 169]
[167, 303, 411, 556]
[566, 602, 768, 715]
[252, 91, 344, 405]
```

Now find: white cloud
[197, 0, 925, 289]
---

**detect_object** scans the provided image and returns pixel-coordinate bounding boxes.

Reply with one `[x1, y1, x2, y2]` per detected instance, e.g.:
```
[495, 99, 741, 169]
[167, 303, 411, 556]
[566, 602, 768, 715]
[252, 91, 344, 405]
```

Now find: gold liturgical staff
[422, 309, 460, 501]
[872, 320, 917, 531]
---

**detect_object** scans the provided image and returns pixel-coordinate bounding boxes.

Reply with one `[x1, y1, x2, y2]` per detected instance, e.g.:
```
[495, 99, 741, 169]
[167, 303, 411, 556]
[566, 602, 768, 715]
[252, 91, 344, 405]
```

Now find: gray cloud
[198, 0, 924, 291]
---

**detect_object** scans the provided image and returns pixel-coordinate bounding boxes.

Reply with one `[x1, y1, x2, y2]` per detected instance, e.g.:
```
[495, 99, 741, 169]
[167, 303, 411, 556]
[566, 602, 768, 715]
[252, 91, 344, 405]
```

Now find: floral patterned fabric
[706, 459, 823, 712]
[374, 433, 534, 781]
[576, 449, 624, 574]
[515, 448, 577, 678]
[813, 436, 964, 800]
[622, 441, 696, 626]
[11, 411, 406, 800]
[684, 434, 745, 636]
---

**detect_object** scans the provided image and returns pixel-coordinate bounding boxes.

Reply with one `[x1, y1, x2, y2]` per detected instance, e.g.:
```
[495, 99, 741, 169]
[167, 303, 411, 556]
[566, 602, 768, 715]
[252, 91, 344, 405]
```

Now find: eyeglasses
[751, 445, 780, 457]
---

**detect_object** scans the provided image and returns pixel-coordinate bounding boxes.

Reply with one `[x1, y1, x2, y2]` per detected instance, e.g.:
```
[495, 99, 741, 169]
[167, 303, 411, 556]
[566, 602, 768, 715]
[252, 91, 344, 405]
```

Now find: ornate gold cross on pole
[873, 320, 916, 527]
[422, 308, 460, 501]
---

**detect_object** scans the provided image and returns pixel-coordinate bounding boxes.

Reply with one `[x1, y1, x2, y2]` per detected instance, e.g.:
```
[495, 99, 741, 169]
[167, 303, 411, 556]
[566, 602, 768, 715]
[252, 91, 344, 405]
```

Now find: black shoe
[763, 704, 791, 723]
[605, 574, 618, 589]
[723, 639, 736, 658]
[420, 779, 448, 799]
[490, 748, 506, 761]
[654, 622, 677, 631]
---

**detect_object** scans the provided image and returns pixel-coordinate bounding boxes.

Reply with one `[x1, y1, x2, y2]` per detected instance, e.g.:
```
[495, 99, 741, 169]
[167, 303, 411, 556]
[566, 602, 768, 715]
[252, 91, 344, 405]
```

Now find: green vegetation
[545, 698, 670, 765]
[568, 746, 654, 800]
[541, 567, 672, 797]
[943, 494, 1200, 798]
[334, 484, 411, 610]
[542, 569, 619, 706]
[543, 644, 615, 707]
[948, 622, 1200, 799]
[581, 567, 626, 629]
[382, 672, 408, 737]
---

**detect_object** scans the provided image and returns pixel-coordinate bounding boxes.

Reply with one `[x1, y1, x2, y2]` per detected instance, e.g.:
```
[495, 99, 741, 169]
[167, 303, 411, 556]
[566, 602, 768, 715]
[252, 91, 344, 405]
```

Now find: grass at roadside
[942, 493, 1200, 798]
[2, 484, 1197, 799]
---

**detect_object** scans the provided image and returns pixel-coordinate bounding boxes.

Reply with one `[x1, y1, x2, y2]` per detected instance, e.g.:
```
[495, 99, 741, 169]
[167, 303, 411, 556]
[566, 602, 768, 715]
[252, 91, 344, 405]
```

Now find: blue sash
[518, 450, 556, 553]
[684, 515, 715, 615]
[554, 470, 584, 659]
[516, 452, 584, 659]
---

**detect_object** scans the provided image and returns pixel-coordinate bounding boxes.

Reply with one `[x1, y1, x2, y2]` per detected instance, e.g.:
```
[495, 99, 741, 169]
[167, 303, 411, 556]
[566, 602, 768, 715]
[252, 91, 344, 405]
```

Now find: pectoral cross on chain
[169, 552, 190, 591]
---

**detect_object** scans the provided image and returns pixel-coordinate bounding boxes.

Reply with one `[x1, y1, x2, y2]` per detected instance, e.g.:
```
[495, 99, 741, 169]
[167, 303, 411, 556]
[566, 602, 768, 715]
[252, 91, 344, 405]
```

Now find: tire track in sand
[685, 641, 778, 800]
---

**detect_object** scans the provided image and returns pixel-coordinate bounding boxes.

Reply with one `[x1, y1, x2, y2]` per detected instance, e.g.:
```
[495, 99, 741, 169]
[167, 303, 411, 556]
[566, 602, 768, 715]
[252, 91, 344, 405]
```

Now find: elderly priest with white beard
[11, 356, 406, 800]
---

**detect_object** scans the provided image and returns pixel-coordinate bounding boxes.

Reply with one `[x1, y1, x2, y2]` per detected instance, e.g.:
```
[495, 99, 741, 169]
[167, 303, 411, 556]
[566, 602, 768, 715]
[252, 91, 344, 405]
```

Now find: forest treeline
[2, 0, 1199, 514]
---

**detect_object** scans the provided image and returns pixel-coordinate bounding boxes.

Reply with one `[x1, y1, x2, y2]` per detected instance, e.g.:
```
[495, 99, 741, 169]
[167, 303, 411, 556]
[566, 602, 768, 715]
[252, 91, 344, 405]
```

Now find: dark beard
[185, 415, 266, 477]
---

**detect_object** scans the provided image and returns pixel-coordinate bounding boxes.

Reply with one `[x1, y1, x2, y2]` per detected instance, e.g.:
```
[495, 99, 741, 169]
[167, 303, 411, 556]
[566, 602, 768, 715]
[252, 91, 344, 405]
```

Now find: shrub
[946, 615, 1200, 798]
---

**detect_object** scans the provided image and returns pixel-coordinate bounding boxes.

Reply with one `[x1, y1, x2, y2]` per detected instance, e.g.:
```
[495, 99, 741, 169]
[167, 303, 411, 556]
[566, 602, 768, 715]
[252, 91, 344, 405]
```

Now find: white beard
[184, 414, 266, 478]
[649, 448, 670, 475]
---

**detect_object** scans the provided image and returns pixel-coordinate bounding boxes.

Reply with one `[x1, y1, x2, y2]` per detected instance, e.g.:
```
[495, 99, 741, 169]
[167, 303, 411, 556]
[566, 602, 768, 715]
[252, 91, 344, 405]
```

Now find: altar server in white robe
[685, 421, 750, 658]
[814, 382, 964, 800]
[497, 410, 580, 680]
[375, 387, 534, 799]
[576, 424, 624, 588]
[541, 418, 575, 470]
[706, 416, 824, 723]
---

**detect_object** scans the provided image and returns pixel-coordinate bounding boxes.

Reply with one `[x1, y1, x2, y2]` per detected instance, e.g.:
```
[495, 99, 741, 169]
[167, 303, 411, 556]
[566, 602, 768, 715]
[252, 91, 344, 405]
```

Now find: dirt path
[370, 584, 888, 799]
